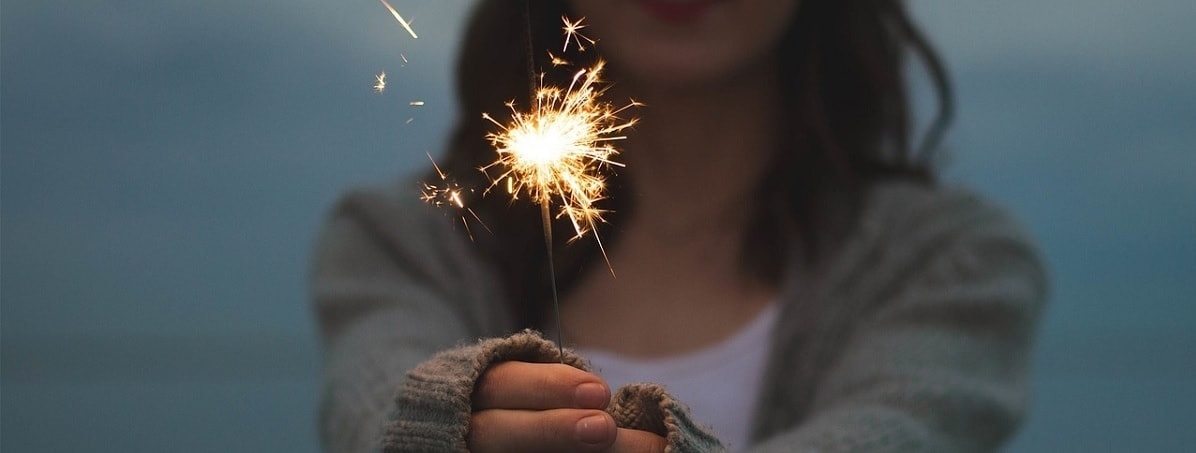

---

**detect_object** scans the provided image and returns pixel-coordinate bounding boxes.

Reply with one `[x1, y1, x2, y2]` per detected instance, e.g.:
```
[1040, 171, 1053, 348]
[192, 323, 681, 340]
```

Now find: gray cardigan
[311, 180, 1047, 452]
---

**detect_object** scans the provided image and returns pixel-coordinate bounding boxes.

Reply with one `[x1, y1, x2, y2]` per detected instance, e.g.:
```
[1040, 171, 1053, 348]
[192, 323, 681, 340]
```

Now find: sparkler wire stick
[477, 4, 634, 362]
[524, 0, 566, 364]
[541, 203, 565, 363]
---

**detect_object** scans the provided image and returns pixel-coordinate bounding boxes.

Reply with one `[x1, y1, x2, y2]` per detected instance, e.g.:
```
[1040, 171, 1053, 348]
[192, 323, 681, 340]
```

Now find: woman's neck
[618, 63, 783, 240]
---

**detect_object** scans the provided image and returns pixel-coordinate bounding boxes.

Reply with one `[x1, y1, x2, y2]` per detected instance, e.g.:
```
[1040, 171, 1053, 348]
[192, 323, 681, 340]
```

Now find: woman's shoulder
[800, 179, 1049, 334]
[819, 179, 1048, 300]
[857, 179, 1035, 250]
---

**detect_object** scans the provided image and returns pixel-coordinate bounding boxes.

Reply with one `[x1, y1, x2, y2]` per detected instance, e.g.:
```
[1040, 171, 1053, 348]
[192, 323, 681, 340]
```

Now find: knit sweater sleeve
[310, 185, 512, 453]
[751, 185, 1048, 452]
[379, 330, 725, 452]
[312, 185, 724, 452]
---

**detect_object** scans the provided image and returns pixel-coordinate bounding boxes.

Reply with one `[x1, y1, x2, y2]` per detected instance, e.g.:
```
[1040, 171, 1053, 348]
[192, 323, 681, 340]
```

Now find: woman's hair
[435, 0, 953, 328]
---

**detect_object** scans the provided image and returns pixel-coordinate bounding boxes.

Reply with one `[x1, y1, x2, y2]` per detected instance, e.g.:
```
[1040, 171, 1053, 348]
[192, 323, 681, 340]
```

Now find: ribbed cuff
[611, 383, 726, 452]
[379, 330, 585, 452]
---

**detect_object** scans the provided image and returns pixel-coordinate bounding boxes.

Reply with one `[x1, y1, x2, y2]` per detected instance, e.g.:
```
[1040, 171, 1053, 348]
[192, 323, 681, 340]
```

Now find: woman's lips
[636, 0, 717, 23]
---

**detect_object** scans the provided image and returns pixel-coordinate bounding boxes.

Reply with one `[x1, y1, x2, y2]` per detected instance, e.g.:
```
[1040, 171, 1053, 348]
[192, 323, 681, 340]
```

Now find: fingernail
[574, 383, 610, 408]
[575, 414, 611, 445]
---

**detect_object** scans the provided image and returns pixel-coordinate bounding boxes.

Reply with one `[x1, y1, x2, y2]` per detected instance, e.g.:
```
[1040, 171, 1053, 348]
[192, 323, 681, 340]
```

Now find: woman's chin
[611, 51, 768, 95]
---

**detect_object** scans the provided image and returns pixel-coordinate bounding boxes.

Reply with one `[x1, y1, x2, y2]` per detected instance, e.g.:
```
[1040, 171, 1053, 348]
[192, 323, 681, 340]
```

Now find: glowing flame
[483, 61, 638, 243]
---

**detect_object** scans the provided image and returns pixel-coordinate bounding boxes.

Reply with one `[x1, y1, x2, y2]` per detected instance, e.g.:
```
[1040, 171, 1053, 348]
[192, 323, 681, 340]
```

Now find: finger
[605, 428, 668, 453]
[468, 408, 616, 453]
[474, 361, 610, 411]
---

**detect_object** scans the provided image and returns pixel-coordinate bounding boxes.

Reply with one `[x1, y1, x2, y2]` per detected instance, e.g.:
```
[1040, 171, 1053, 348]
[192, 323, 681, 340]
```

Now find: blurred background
[2, 0, 1192, 451]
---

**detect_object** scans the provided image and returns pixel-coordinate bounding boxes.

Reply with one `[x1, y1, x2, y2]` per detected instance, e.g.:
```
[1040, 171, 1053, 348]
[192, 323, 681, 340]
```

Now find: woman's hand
[468, 361, 666, 453]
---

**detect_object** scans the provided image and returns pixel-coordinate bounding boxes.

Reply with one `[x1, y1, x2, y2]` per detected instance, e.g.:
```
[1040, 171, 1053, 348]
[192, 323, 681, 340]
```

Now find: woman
[313, 0, 1047, 451]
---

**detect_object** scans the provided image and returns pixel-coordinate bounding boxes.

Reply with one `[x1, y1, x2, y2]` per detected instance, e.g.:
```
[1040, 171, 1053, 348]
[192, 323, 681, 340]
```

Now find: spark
[546, 51, 570, 67]
[482, 61, 639, 258]
[373, 72, 387, 93]
[421, 153, 490, 241]
[400, 53, 409, 65]
[561, 16, 596, 52]
[378, 0, 418, 39]
[409, 100, 425, 106]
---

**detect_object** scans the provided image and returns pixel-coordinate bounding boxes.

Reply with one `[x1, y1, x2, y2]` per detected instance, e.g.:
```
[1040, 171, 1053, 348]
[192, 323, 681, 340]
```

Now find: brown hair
[435, 0, 953, 328]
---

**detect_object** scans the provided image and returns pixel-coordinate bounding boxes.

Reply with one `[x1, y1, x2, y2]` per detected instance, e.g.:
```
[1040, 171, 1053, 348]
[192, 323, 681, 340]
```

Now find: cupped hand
[468, 361, 666, 453]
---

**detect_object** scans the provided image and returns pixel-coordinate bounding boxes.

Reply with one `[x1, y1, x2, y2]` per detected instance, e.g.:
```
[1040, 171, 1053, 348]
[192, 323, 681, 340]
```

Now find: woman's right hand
[469, 361, 667, 453]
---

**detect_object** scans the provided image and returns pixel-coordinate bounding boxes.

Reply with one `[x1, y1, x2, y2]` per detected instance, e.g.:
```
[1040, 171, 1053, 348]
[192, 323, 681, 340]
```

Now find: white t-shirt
[575, 303, 780, 451]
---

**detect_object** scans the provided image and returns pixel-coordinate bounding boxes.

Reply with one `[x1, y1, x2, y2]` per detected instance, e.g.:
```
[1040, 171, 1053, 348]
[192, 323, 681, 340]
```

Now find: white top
[575, 303, 780, 451]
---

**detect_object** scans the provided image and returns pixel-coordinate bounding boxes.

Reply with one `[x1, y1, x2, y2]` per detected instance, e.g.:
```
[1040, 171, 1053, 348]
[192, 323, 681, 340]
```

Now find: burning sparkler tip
[481, 60, 637, 242]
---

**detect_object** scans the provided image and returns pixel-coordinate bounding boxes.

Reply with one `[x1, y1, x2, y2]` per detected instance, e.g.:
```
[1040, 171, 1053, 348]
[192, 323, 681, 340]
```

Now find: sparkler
[480, 5, 639, 360]
[481, 62, 637, 246]
[374, 1, 637, 360]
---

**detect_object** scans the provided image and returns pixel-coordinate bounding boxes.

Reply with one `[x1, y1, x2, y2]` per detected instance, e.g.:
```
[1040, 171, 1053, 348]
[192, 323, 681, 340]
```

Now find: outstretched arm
[311, 187, 511, 452]
[752, 188, 1047, 452]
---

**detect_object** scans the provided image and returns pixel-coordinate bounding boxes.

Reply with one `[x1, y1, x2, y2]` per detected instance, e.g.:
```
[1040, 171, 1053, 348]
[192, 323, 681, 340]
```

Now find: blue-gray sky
[3, 1, 1194, 451]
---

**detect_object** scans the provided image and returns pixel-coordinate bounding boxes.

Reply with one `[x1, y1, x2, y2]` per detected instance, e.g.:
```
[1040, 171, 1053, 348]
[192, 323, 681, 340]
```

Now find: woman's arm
[752, 186, 1048, 452]
[311, 186, 512, 452]
[312, 186, 714, 452]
